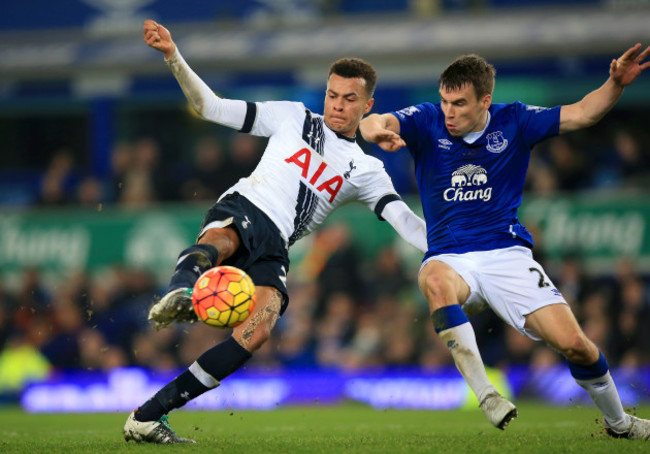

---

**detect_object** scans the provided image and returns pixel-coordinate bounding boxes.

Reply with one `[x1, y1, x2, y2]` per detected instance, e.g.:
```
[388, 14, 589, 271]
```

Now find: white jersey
[222, 101, 399, 244]
[165, 48, 427, 252]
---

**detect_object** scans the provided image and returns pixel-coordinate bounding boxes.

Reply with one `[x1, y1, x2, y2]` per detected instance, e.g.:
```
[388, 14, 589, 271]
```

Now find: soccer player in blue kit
[360, 44, 650, 438]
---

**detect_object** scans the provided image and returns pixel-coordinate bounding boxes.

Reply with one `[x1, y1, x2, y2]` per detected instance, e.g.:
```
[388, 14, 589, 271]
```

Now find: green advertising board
[1, 194, 649, 282]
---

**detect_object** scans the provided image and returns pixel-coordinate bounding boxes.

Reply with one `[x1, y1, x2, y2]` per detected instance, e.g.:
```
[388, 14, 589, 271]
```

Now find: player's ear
[363, 97, 374, 115]
[481, 93, 492, 109]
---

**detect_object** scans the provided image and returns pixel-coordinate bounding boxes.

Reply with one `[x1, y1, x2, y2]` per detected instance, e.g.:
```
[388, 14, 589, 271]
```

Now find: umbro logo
[438, 139, 452, 150]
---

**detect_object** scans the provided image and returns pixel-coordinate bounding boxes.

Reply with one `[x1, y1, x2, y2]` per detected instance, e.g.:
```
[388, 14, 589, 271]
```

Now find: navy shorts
[198, 192, 290, 314]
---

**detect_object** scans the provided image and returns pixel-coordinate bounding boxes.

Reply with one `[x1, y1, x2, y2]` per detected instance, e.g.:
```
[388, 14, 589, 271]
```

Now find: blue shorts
[198, 192, 290, 314]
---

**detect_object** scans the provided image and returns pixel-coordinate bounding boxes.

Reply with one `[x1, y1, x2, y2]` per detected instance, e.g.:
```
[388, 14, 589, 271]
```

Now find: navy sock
[135, 370, 209, 422]
[431, 304, 469, 333]
[135, 337, 252, 421]
[568, 350, 609, 380]
[197, 336, 252, 381]
[167, 244, 219, 293]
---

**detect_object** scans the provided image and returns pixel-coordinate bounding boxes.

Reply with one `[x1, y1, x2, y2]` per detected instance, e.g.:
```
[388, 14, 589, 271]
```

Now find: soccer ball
[192, 266, 256, 328]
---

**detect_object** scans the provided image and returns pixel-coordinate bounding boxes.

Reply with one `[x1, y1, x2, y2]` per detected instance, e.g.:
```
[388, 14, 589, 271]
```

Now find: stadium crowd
[0, 213, 649, 396]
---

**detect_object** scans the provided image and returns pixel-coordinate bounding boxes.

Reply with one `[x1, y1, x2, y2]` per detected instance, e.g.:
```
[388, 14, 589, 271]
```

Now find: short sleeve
[391, 103, 438, 155]
[513, 101, 561, 148]
[248, 101, 306, 137]
[354, 157, 400, 216]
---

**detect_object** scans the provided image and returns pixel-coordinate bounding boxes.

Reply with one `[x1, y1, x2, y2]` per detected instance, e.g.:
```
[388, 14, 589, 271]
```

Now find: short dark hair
[439, 54, 496, 99]
[328, 58, 377, 98]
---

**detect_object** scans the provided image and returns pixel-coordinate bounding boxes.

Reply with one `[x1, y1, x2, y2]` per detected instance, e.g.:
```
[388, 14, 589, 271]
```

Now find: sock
[433, 305, 496, 403]
[570, 351, 629, 431]
[167, 244, 219, 293]
[135, 337, 252, 422]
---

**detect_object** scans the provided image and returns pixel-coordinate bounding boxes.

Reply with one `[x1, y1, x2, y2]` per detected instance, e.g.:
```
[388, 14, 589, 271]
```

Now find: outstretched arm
[360, 113, 406, 152]
[560, 43, 650, 134]
[142, 20, 248, 130]
[380, 200, 427, 253]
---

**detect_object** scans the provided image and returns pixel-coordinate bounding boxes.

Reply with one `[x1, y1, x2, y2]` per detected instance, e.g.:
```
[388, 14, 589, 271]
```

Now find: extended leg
[526, 303, 650, 440]
[124, 286, 282, 444]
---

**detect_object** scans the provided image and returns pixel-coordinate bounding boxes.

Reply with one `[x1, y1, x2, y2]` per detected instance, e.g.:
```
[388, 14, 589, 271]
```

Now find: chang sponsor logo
[443, 164, 492, 202]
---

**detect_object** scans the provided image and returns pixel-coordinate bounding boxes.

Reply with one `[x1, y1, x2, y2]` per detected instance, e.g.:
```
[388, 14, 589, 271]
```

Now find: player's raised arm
[142, 20, 249, 131]
[559, 43, 650, 134]
[360, 113, 406, 152]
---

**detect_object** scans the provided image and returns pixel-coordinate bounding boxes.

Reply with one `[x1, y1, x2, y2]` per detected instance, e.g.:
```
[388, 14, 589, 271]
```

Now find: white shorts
[421, 246, 567, 340]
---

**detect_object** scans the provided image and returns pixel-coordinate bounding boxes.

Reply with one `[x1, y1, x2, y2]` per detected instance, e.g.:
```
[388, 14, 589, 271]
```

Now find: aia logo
[285, 148, 342, 202]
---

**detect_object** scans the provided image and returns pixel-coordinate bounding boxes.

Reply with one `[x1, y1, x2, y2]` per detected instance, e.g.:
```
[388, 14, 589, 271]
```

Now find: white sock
[438, 322, 496, 403]
[575, 371, 630, 431]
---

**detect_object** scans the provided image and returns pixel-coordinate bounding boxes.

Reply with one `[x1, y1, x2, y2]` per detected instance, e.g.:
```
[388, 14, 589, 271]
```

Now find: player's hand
[371, 130, 407, 152]
[143, 20, 176, 60]
[360, 116, 406, 152]
[610, 43, 650, 87]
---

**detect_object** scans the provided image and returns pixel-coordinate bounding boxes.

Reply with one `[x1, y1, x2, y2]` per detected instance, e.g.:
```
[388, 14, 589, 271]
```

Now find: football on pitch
[192, 266, 256, 328]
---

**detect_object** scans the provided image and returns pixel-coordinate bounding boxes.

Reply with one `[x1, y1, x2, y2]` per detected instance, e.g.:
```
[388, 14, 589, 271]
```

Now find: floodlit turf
[0, 402, 649, 453]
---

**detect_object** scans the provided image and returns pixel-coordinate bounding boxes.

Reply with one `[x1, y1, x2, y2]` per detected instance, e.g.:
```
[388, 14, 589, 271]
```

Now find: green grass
[0, 402, 648, 453]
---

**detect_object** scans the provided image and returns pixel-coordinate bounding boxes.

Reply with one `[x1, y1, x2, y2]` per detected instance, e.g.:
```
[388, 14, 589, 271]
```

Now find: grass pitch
[0, 402, 648, 453]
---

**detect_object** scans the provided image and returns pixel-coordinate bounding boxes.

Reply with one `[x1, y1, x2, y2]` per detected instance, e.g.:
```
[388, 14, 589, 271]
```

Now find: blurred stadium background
[1, 0, 650, 413]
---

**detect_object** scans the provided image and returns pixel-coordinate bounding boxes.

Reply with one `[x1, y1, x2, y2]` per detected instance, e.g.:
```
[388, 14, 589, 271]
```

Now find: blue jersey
[392, 101, 560, 260]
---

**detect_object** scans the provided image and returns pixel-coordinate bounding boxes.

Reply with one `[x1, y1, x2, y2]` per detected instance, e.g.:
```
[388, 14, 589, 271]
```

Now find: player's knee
[557, 333, 595, 363]
[419, 272, 454, 309]
[198, 227, 240, 261]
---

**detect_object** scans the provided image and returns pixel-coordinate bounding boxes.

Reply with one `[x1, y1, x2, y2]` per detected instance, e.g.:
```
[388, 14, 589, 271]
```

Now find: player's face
[439, 83, 491, 137]
[324, 74, 374, 137]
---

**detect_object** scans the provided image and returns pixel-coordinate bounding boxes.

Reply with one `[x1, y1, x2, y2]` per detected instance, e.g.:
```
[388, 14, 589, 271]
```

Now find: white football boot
[148, 288, 196, 329]
[605, 415, 650, 440]
[123, 411, 196, 444]
[479, 392, 518, 430]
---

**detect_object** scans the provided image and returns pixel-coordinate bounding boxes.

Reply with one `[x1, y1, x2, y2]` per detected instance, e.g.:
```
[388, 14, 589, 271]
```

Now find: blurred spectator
[179, 135, 232, 201]
[0, 333, 51, 396]
[40, 298, 84, 369]
[118, 138, 161, 207]
[524, 157, 558, 196]
[305, 224, 365, 317]
[76, 175, 107, 208]
[38, 148, 78, 206]
[543, 137, 591, 192]
[612, 129, 650, 189]
[13, 268, 51, 332]
[227, 133, 264, 185]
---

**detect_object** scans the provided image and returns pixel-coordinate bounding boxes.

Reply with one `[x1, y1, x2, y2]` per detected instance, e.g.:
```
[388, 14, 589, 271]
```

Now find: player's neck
[463, 110, 491, 144]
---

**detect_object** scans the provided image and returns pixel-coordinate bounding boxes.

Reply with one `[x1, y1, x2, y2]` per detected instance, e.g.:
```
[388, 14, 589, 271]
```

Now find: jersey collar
[326, 124, 357, 143]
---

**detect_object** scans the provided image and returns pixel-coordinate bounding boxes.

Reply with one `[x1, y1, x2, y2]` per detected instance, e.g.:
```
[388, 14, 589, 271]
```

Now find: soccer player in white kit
[361, 46, 650, 438]
[124, 21, 427, 443]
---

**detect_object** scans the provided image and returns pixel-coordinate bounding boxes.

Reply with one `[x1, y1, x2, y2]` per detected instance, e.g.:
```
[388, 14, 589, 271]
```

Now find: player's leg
[525, 304, 649, 439]
[149, 226, 240, 329]
[419, 259, 517, 429]
[124, 286, 282, 444]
